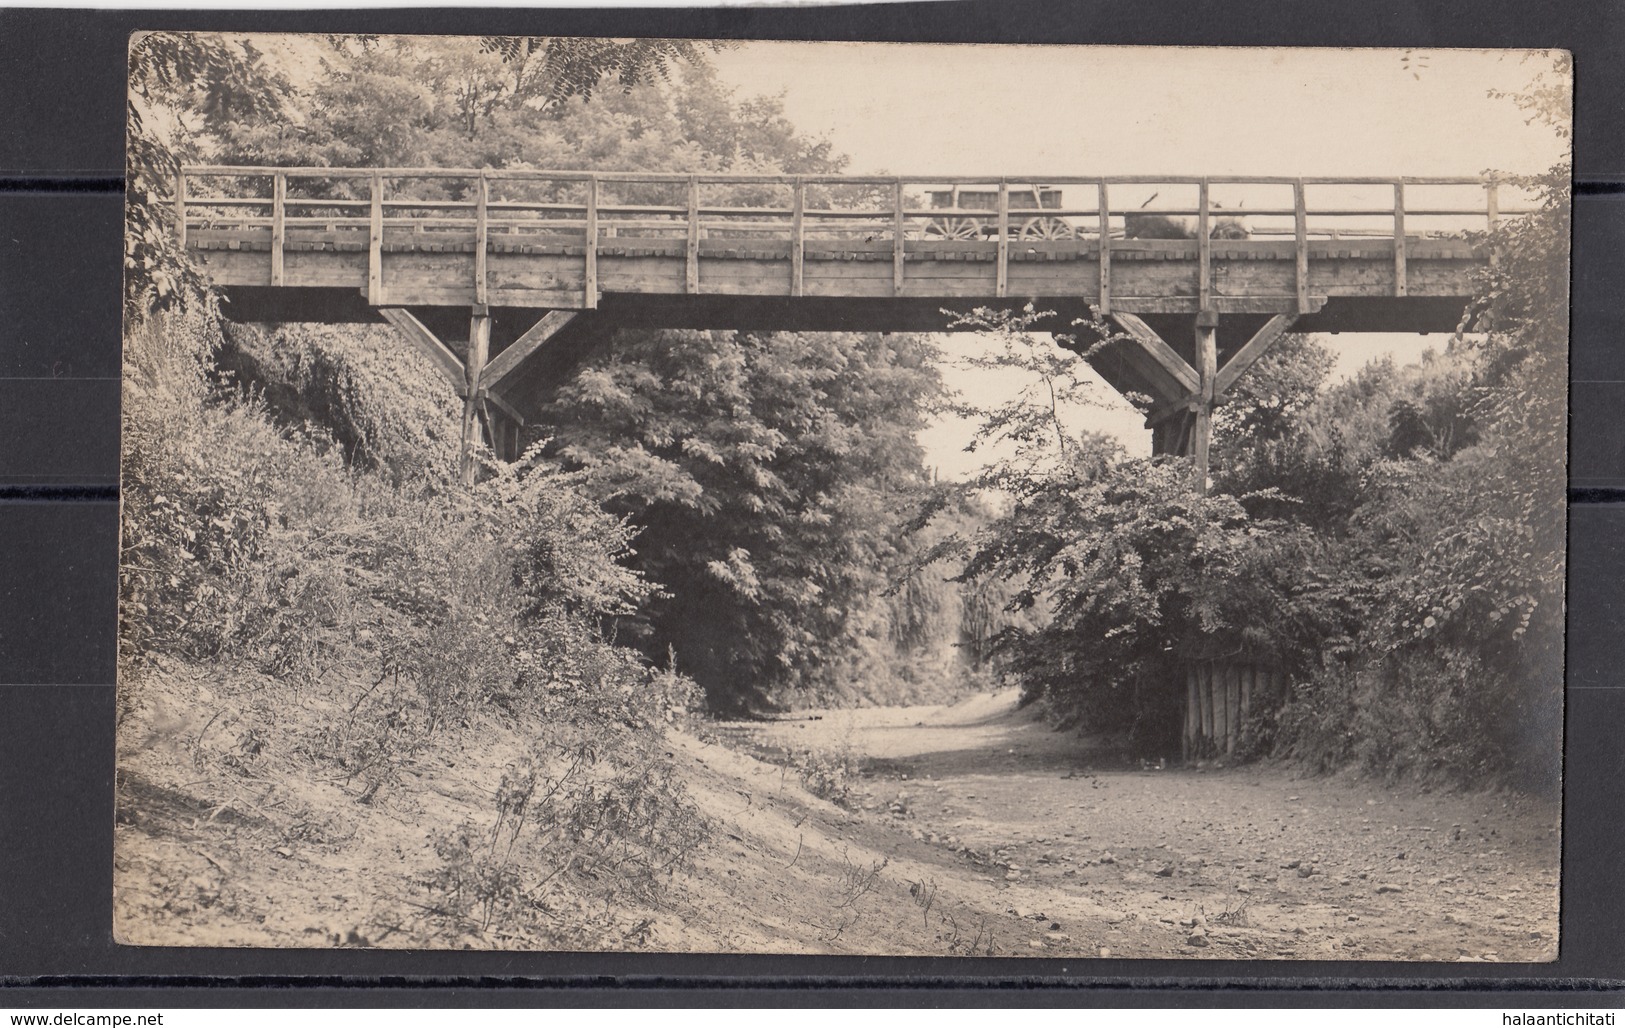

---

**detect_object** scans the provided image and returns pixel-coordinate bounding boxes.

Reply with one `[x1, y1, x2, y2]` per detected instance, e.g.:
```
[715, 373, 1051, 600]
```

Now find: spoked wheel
[925, 216, 984, 240]
[1020, 217, 1074, 240]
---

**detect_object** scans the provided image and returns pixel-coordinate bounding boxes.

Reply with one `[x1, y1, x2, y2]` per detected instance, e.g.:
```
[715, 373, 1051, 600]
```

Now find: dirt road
[713, 689, 1560, 961]
[115, 669, 1559, 959]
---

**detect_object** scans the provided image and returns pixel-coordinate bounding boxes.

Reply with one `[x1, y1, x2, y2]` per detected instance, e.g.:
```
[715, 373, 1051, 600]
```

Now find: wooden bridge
[177, 166, 1527, 484]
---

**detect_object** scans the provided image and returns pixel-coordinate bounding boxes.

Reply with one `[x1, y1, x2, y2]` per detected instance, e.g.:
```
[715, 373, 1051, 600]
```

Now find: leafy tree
[534, 329, 943, 712]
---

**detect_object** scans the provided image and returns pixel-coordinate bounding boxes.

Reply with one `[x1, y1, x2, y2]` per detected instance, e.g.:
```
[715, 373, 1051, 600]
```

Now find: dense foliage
[940, 160, 1568, 786]
[534, 328, 945, 712]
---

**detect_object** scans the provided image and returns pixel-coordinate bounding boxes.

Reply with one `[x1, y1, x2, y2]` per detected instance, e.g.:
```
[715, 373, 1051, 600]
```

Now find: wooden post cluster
[1183, 663, 1283, 761]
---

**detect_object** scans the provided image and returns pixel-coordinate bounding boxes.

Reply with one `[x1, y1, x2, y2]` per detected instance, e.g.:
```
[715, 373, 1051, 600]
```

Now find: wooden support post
[892, 179, 906, 296]
[686, 176, 700, 294]
[1393, 180, 1407, 297]
[1193, 314, 1217, 492]
[460, 307, 492, 487]
[270, 172, 285, 287]
[368, 171, 383, 305]
[584, 176, 599, 309]
[1293, 179, 1309, 314]
[474, 171, 489, 307]
[174, 170, 187, 247]
[1197, 179, 1212, 313]
[995, 181, 1009, 298]
[791, 178, 806, 297]
[1097, 182, 1112, 314]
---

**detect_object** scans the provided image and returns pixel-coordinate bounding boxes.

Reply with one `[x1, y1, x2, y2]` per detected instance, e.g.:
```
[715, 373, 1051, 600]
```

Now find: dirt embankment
[115, 672, 1558, 960]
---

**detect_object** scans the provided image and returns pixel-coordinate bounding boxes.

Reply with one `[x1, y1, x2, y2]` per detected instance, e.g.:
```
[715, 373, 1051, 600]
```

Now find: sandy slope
[114, 672, 1558, 959]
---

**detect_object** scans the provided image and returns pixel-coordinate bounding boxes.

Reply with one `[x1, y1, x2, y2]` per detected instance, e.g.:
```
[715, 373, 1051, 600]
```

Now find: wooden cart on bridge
[921, 184, 1080, 240]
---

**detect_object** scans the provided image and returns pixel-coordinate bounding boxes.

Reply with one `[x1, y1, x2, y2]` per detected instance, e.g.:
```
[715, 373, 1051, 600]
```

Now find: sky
[708, 44, 1570, 479]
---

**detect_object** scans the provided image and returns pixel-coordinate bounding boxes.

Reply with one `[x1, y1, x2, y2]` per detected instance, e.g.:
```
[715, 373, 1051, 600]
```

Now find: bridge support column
[460, 306, 491, 487]
[1130, 311, 1299, 493]
[1192, 312, 1218, 492]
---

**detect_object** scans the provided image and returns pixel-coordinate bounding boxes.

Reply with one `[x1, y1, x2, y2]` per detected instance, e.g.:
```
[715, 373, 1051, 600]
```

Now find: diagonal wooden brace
[1213, 314, 1298, 401]
[478, 310, 580, 394]
[378, 307, 466, 394]
[1110, 313, 1200, 398]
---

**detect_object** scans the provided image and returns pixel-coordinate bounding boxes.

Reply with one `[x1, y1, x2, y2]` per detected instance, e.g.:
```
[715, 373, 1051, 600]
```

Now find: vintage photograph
[116, 34, 1570, 958]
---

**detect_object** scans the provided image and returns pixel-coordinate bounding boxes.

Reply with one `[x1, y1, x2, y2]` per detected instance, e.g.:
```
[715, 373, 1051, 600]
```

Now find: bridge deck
[177, 167, 1528, 467]
[180, 167, 1522, 318]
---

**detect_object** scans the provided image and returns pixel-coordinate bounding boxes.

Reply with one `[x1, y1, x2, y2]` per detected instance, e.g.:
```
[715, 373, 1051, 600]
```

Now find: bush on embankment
[120, 308, 711, 940]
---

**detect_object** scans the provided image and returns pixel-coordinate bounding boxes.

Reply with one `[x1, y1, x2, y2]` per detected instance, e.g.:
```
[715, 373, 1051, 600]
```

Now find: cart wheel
[1020, 217, 1073, 240]
[926, 217, 983, 240]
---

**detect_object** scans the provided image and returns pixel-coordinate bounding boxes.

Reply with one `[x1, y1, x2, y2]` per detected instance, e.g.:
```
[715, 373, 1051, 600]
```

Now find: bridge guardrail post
[1393, 180, 1407, 297]
[686, 176, 700, 294]
[791, 178, 805, 297]
[474, 171, 489, 307]
[271, 171, 286, 287]
[1293, 179, 1309, 314]
[892, 179, 905, 295]
[584, 175, 599, 309]
[1197, 179, 1211, 312]
[995, 181, 1009, 298]
[368, 171, 383, 306]
[1097, 181, 1111, 315]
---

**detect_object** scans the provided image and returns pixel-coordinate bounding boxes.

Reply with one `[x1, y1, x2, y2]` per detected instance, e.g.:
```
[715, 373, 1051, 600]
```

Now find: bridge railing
[175, 167, 1542, 305]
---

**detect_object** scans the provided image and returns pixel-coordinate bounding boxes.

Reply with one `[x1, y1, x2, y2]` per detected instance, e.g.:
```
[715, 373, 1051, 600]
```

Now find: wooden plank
[1098, 183, 1112, 314]
[174, 171, 187, 247]
[1293, 179, 1309, 314]
[479, 310, 580, 390]
[460, 308, 492, 487]
[474, 172, 489, 306]
[893, 180, 906, 296]
[368, 171, 383, 305]
[686, 177, 700, 294]
[995, 182, 1009, 298]
[1199, 664, 1213, 749]
[270, 172, 285, 286]
[378, 307, 465, 393]
[791, 179, 806, 297]
[1393, 181, 1407, 297]
[584, 176, 599, 309]
[1185, 667, 1198, 761]
[1213, 314, 1298, 399]
[1110, 313, 1200, 396]
[1197, 179, 1211, 313]
[1225, 666, 1239, 756]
